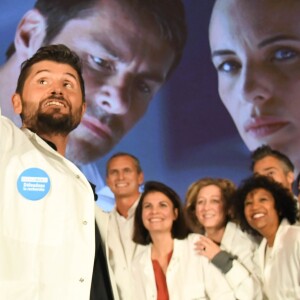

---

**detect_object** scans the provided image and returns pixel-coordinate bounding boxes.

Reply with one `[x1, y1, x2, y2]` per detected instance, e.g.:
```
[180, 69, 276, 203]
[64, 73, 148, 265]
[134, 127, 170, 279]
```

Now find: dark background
[0, 0, 251, 199]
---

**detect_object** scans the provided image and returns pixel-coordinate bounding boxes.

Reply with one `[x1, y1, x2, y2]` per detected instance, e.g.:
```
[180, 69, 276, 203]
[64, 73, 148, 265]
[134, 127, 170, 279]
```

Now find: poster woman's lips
[244, 117, 289, 138]
[81, 116, 112, 140]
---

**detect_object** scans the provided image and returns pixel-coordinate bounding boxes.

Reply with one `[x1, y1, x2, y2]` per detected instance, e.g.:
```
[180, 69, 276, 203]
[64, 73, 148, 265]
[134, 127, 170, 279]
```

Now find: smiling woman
[184, 177, 261, 299]
[234, 175, 299, 299]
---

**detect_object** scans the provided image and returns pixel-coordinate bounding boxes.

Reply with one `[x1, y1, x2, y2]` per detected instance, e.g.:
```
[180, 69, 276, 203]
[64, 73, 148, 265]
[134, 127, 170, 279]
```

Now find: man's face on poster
[17, 0, 175, 164]
[209, 0, 300, 161]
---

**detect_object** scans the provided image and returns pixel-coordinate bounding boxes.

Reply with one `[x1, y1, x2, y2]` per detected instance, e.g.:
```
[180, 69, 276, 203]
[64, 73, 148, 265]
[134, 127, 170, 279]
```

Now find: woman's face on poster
[209, 0, 300, 160]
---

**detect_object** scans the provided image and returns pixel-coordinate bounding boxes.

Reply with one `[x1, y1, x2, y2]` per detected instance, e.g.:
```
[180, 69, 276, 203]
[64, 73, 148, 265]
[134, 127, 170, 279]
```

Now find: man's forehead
[89, 4, 167, 47]
[256, 156, 281, 166]
[108, 156, 136, 168]
[90, 0, 161, 31]
[31, 68, 78, 82]
[29, 61, 77, 76]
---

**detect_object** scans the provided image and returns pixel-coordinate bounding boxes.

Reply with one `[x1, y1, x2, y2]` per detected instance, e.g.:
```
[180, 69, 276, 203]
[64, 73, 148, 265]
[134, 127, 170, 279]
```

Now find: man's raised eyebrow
[140, 71, 165, 83]
[65, 72, 78, 81]
[34, 69, 78, 80]
[91, 32, 120, 59]
[34, 69, 51, 76]
[263, 166, 277, 171]
[211, 49, 235, 59]
[258, 34, 300, 48]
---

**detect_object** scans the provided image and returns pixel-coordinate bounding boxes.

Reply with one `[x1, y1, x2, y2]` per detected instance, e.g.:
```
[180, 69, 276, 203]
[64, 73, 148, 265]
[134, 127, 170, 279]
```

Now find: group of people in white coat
[98, 146, 300, 300]
[2, 38, 299, 300]
[132, 180, 241, 299]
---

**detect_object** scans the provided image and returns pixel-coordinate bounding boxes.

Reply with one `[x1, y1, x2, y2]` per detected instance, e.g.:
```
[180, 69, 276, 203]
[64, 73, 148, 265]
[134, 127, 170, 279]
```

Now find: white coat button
[83, 221, 87, 225]
[79, 278, 84, 283]
[76, 175, 80, 179]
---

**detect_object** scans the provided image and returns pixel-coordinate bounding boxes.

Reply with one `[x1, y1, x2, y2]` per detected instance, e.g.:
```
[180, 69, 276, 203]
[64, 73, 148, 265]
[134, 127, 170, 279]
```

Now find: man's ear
[12, 93, 22, 115]
[14, 9, 47, 59]
[138, 172, 144, 185]
[81, 102, 87, 118]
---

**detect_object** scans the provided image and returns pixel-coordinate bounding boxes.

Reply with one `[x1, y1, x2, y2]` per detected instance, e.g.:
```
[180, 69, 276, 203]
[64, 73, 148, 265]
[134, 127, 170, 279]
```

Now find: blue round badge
[17, 168, 51, 201]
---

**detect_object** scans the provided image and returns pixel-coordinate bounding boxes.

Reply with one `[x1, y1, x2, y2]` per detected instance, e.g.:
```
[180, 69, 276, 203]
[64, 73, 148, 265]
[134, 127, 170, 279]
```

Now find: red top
[151, 251, 173, 300]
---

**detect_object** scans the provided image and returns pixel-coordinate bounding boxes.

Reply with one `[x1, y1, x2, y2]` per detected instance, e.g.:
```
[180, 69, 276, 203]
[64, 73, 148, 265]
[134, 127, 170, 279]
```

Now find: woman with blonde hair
[185, 177, 262, 300]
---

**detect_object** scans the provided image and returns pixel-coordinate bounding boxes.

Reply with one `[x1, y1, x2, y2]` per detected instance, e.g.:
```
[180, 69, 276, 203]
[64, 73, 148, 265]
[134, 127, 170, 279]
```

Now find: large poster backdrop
[0, 0, 251, 208]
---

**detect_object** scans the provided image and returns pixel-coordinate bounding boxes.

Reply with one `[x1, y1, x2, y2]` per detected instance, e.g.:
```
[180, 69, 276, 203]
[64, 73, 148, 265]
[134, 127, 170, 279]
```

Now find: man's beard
[21, 97, 83, 136]
[35, 110, 79, 136]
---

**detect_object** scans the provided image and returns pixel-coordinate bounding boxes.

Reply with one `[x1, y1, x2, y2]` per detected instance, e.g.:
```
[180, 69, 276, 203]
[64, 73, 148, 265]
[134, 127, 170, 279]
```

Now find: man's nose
[50, 82, 63, 95]
[117, 171, 125, 180]
[97, 74, 131, 115]
[50, 90, 63, 96]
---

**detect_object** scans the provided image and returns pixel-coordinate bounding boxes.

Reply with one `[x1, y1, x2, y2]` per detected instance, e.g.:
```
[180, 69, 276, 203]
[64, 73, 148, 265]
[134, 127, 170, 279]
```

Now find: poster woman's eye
[273, 48, 297, 61]
[218, 60, 241, 73]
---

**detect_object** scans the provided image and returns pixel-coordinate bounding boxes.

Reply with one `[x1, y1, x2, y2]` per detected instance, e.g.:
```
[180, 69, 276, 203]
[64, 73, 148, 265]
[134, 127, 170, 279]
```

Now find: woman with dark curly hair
[185, 177, 261, 300]
[132, 181, 235, 300]
[234, 175, 300, 299]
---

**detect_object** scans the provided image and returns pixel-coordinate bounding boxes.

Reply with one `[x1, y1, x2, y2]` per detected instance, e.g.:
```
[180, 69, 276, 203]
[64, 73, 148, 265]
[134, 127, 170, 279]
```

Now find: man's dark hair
[106, 152, 142, 176]
[7, 0, 187, 78]
[250, 144, 294, 173]
[234, 175, 298, 236]
[16, 44, 85, 101]
[133, 181, 189, 245]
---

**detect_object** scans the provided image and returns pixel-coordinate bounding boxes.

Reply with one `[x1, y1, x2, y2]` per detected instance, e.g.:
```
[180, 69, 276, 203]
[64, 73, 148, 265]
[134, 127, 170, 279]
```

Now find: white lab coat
[220, 222, 262, 299]
[0, 112, 95, 300]
[255, 219, 300, 299]
[96, 203, 145, 300]
[132, 234, 235, 300]
[95, 207, 119, 300]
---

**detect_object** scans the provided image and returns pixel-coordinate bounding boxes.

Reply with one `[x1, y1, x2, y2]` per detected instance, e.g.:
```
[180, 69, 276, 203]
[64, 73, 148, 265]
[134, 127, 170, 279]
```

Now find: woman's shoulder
[172, 234, 201, 250]
[226, 222, 256, 239]
[223, 221, 259, 249]
[173, 235, 210, 264]
[280, 219, 300, 239]
[185, 233, 203, 243]
[132, 244, 152, 264]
